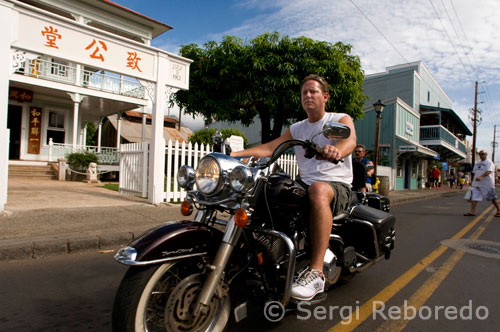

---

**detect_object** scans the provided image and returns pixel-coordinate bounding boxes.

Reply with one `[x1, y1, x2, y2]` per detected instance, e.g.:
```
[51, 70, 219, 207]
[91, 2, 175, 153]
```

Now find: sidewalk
[0, 179, 462, 260]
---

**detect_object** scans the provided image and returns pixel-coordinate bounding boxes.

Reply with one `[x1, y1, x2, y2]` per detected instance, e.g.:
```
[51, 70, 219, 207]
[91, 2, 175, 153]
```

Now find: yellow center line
[375, 209, 496, 332]
[327, 206, 493, 332]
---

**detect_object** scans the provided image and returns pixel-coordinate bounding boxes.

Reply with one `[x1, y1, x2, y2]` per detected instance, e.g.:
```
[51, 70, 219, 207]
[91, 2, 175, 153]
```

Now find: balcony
[14, 57, 145, 99]
[420, 125, 467, 159]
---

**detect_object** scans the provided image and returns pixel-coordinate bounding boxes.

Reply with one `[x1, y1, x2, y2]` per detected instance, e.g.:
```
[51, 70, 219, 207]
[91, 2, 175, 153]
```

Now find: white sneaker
[290, 269, 325, 301]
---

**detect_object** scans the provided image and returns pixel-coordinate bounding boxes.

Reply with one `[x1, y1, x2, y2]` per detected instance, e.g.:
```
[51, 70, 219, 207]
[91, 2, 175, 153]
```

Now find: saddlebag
[348, 205, 395, 257]
[366, 192, 391, 212]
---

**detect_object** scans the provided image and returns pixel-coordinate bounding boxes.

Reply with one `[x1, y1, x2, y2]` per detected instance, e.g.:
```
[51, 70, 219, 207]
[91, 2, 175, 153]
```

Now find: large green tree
[172, 32, 366, 143]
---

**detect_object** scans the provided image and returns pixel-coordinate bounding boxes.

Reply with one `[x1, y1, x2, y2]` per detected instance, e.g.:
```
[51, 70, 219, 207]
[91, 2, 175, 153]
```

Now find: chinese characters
[85, 39, 108, 62]
[28, 107, 42, 154]
[42, 26, 61, 49]
[9, 87, 33, 103]
[126, 52, 142, 72]
[40, 25, 145, 73]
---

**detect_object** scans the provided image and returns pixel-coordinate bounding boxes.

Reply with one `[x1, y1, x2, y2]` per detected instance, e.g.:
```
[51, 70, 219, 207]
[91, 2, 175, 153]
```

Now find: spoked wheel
[112, 259, 230, 332]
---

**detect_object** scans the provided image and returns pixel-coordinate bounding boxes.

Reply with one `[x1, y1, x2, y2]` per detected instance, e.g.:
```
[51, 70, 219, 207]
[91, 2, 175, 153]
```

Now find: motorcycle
[112, 121, 396, 332]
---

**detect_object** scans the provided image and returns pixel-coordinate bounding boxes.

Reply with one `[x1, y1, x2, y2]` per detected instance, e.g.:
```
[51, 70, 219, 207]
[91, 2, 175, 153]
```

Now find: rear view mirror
[322, 121, 351, 140]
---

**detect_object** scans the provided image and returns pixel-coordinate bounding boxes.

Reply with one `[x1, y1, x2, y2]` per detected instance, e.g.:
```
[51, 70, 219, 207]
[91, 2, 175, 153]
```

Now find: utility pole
[493, 124, 497, 163]
[471, 81, 478, 169]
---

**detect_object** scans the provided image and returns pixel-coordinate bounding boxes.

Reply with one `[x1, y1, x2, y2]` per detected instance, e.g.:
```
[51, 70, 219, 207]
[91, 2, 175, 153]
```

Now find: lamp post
[373, 99, 385, 175]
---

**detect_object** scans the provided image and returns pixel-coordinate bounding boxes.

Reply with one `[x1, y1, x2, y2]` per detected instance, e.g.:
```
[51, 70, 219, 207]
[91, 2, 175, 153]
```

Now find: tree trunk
[258, 105, 272, 143]
[271, 103, 284, 140]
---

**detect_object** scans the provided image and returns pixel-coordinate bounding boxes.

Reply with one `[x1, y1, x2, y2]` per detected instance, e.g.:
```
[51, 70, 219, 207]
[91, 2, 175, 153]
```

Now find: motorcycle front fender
[114, 220, 224, 266]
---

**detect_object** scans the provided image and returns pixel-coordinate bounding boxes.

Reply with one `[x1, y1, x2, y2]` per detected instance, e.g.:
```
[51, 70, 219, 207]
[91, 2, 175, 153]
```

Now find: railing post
[75, 64, 82, 86]
[48, 138, 53, 162]
[58, 157, 66, 181]
[166, 139, 173, 202]
[142, 142, 148, 198]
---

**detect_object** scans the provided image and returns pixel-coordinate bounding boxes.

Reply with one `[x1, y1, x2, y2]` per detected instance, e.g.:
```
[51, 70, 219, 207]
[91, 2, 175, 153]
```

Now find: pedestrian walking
[464, 150, 500, 217]
[449, 170, 455, 188]
[431, 165, 441, 189]
[457, 171, 465, 190]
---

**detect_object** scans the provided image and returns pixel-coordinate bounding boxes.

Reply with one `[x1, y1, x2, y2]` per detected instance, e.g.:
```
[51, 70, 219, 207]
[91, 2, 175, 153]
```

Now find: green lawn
[101, 183, 119, 191]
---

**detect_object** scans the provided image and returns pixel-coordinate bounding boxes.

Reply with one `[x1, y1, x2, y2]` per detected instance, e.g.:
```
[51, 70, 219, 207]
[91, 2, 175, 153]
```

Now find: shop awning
[396, 137, 438, 158]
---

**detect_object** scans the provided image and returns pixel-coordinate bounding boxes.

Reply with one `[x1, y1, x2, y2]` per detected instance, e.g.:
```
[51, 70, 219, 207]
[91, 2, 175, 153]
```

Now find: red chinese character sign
[15, 12, 190, 83]
[28, 107, 42, 154]
[41, 26, 61, 49]
[126, 51, 142, 72]
[9, 87, 33, 103]
[85, 39, 108, 62]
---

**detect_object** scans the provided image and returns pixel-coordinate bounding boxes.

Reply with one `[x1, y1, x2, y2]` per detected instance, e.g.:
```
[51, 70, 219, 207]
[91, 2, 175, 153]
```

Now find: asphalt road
[1, 192, 499, 332]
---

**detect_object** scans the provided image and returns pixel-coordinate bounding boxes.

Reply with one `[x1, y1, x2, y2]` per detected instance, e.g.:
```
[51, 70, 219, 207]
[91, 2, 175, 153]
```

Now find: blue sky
[115, 0, 500, 160]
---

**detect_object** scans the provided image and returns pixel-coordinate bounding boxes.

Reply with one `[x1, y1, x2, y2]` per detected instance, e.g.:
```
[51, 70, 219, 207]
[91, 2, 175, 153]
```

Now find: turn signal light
[257, 252, 264, 265]
[180, 200, 193, 216]
[234, 208, 248, 228]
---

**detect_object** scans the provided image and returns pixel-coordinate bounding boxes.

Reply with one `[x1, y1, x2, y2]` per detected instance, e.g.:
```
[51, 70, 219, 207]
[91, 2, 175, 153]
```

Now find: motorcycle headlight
[230, 165, 254, 193]
[178, 165, 195, 189]
[195, 156, 222, 195]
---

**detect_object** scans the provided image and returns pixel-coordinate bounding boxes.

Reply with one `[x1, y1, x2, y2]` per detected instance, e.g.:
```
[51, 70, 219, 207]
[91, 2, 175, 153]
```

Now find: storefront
[0, 0, 192, 210]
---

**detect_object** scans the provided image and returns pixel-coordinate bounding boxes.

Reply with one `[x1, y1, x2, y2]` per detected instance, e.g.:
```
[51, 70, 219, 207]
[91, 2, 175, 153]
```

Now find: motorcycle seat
[333, 211, 349, 221]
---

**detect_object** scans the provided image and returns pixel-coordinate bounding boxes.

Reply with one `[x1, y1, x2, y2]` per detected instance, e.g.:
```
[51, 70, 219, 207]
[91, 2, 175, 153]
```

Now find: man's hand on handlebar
[317, 144, 342, 164]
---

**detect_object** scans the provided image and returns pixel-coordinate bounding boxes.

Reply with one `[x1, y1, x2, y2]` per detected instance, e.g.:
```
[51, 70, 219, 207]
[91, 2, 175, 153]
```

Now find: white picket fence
[119, 142, 149, 197]
[165, 140, 213, 202]
[118, 139, 298, 203]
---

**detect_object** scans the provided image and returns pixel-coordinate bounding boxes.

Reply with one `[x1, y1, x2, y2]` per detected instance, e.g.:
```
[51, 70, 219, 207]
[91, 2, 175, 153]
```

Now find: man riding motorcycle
[231, 74, 356, 301]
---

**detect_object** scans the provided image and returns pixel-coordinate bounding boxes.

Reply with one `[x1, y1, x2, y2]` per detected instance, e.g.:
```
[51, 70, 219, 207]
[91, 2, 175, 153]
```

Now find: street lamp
[373, 99, 385, 176]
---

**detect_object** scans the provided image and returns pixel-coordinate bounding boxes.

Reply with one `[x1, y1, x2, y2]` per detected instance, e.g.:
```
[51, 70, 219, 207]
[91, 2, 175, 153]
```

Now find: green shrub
[65, 151, 98, 171]
[189, 128, 248, 147]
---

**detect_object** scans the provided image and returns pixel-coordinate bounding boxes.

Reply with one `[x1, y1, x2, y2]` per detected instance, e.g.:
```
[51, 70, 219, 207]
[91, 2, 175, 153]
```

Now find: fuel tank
[265, 174, 308, 210]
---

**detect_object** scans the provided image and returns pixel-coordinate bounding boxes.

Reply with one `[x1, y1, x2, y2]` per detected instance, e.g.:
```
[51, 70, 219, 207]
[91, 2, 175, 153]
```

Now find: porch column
[97, 117, 103, 153]
[82, 122, 87, 149]
[141, 107, 147, 143]
[68, 93, 86, 151]
[148, 54, 168, 204]
[0, 2, 14, 212]
[116, 113, 122, 149]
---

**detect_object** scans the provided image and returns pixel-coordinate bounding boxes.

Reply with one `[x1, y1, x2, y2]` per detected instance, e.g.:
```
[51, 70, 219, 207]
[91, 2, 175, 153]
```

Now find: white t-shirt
[472, 159, 495, 188]
[290, 112, 353, 186]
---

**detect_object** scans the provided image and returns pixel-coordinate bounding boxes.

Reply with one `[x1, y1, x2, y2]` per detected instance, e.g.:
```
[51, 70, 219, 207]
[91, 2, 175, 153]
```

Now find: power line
[440, 0, 477, 81]
[348, 0, 409, 64]
[428, 0, 474, 84]
[448, 0, 497, 128]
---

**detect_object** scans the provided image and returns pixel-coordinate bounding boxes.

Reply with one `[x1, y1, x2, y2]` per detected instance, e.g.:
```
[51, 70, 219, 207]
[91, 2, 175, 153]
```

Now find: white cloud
[221, 0, 500, 153]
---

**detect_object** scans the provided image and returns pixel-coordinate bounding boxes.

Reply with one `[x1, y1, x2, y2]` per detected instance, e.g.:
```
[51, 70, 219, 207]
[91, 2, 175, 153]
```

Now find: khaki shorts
[326, 182, 352, 215]
[296, 177, 352, 215]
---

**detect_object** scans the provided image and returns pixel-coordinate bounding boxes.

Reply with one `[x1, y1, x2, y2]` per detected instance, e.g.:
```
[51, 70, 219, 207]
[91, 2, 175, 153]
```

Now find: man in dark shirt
[353, 144, 374, 192]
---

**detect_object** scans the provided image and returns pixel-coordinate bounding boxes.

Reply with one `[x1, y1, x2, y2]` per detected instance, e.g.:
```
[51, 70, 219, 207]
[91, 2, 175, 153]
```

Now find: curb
[0, 231, 135, 261]
[0, 191, 463, 261]
[390, 190, 461, 206]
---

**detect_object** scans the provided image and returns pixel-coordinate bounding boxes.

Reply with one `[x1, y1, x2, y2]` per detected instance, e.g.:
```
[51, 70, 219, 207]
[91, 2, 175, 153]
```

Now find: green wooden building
[355, 62, 472, 191]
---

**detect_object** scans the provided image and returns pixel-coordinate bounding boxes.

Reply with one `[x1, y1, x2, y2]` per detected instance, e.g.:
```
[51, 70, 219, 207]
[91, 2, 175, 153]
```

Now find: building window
[412, 163, 417, 178]
[46, 111, 65, 144]
[50, 58, 68, 78]
[397, 159, 403, 177]
[427, 91, 430, 102]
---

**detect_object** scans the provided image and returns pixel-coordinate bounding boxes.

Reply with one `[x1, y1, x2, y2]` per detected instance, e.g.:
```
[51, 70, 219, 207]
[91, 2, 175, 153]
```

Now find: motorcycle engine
[253, 233, 287, 263]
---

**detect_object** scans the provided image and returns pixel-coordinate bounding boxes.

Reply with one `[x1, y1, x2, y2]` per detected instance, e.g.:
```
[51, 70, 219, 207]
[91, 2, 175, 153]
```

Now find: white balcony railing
[48, 141, 119, 164]
[15, 57, 145, 99]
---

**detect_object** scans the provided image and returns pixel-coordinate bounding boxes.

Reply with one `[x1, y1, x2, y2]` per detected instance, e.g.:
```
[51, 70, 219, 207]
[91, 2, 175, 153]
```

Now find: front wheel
[112, 259, 231, 332]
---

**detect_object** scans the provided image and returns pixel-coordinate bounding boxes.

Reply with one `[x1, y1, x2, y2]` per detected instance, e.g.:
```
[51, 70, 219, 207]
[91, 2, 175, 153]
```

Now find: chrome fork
[193, 215, 242, 316]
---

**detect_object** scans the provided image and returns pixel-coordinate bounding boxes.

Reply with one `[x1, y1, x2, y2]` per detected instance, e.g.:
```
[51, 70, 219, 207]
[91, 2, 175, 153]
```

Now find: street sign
[226, 135, 244, 152]
[399, 145, 417, 152]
